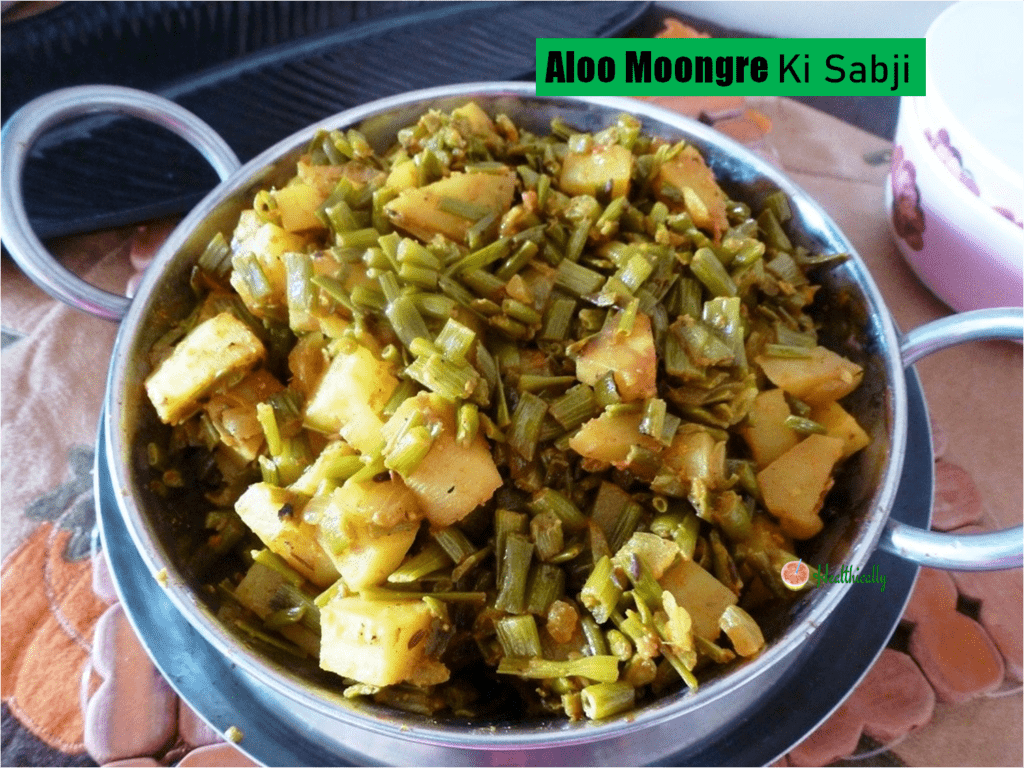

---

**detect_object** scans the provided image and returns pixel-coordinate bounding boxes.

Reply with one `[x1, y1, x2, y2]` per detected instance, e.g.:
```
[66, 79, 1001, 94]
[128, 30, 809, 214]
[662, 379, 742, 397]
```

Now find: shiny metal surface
[5, 80, 1012, 763]
[0, 85, 241, 320]
[96, 82, 909, 763]
[880, 522, 1024, 570]
[94, 364, 932, 764]
[875, 306, 1024, 569]
[900, 307, 1024, 366]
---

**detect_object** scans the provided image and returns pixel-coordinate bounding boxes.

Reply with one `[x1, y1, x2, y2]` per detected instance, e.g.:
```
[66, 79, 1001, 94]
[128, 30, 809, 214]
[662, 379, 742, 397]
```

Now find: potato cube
[303, 342, 399, 455]
[756, 433, 845, 539]
[296, 160, 348, 197]
[559, 143, 633, 199]
[385, 159, 418, 191]
[145, 312, 265, 425]
[232, 210, 309, 259]
[289, 440, 358, 497]
[654, 145, 728, 237]
[204, 369, 283, 462]
[740, 388, 800, 468]
[382, 394, 502, 527]
[810, 401, 870, 459]
[235, 482, 340, 588]
[569, 408, 660, 467]
[229, 212, 308, 319]
[755, 346, 863, 406]
[297, 159, 384, 196]
[287, 332, 331, 400]
[274, 182, 327, 233]
[661, 426, 727, 489]
[384, 169, 516, 244]
[316, 478, 421, 590]
[233, 561, 320, 657]
[615, 532, 679, 579]
[659, 558, 737, 641]
[451, 101, 504, 148]
[571, 312, 657, 402]
[233, 561, 287, 619]
[319, 595, 448, 687]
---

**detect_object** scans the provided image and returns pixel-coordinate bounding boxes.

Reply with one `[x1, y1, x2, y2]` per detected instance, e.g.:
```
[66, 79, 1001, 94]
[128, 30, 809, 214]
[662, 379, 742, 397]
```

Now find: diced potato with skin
[659, 558, 738, 642]
[756, 433, 845, 540]
[316, 478, 421, 590]
[319, 595, 449, 687]
[741, 388, 801, 468]
[235, 482, 340, 588]
[274, 182, 327, 233]
[559, 144, 633, 199]
[145, 312, 266, 425]
[571, 312, 658, 402]
[204, 368, 284, 462]
[654, 145, 728, 238]
[303, 341, 399, 455]
[755, 346, 864, 406]
[384, 169, 516, 244]
[382, 393, 503, 527]
[569, 408, 662, 466]
[810, 400, 870, 459]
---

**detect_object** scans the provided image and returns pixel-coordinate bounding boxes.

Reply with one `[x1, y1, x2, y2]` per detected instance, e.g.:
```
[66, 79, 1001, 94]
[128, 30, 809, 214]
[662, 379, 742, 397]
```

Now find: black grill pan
[2, 1, 442, 123]
[2, 1, 653, 239]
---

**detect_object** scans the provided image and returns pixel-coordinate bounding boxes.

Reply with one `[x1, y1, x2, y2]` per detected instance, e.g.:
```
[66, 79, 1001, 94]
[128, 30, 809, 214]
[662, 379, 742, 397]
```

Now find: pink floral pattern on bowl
[890, 145, 926, 251]
[925, 128, 981, 196]
[993, 205, 1024, 229]
[925, 127, 1023, 229]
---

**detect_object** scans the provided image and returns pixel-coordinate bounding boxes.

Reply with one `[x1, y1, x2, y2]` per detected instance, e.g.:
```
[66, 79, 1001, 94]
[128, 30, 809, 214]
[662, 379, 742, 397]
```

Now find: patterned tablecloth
[1, 92, 1021, 767]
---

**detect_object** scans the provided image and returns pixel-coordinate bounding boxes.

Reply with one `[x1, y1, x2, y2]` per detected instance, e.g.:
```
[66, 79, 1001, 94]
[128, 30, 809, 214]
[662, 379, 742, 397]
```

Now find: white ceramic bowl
[886, 93, 1023, 312]
[919, 1, 1023, 224]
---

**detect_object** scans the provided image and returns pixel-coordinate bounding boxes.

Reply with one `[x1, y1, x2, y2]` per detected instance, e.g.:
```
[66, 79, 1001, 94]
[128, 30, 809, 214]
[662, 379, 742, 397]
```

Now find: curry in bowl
[142, 101, 865, 722]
